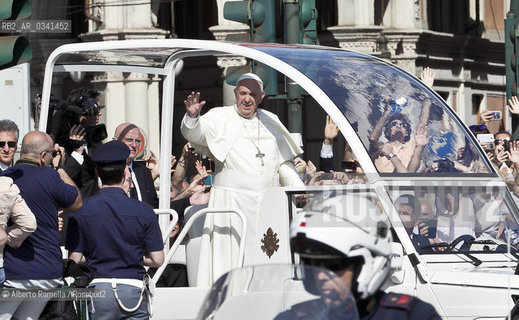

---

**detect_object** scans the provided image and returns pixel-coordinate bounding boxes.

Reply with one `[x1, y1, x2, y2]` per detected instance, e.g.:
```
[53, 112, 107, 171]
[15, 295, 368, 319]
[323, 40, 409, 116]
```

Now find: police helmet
[290, 193, 392, 300]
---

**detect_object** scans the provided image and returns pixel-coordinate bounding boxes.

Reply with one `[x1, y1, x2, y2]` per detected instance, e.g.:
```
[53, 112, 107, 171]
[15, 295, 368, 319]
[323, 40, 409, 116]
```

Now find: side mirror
[390, 242, 405, 284]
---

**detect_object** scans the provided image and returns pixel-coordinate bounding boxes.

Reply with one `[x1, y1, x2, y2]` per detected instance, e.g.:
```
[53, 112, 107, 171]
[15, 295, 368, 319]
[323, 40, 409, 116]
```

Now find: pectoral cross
[256, 149, 265, 166]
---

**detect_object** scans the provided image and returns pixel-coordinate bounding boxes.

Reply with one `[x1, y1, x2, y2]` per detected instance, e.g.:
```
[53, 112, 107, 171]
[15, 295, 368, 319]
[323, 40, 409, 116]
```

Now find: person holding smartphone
[394, 194, 433, 252]
[492, 130, 515, 184]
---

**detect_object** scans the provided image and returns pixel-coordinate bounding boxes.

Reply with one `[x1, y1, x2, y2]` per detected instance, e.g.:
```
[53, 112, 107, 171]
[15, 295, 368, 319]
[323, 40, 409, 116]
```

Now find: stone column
[92, 72, 125, 140]
[125, 73, 150, 138]
[384, 0, 420, 29]
[81, 0, 169, 155]
[337, 0, 374, 26]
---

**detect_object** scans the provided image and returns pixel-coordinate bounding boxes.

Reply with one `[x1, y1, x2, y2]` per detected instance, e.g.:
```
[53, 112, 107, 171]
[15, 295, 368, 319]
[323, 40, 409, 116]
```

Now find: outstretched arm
[369, 102, 392, 155]
[171, 143, 192, 192]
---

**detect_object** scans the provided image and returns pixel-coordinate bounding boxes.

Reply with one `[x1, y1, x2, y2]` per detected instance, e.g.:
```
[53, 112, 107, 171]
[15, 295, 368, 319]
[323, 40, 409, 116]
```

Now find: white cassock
[181, 105, 303, 286]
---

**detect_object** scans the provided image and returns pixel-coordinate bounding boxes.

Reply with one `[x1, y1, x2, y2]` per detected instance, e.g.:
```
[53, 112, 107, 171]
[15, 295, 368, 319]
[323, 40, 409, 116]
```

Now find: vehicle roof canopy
[39, 39, 497, 194]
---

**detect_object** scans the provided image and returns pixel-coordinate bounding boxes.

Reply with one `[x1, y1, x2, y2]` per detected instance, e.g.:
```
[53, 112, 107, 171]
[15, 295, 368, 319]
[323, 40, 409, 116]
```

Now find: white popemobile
[38, 39, 519, 319]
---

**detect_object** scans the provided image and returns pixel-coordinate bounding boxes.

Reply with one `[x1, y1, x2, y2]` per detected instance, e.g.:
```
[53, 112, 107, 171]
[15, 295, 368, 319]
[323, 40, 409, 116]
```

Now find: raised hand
[415, 125, 431, 147]
[497, 148, 509, 165]
[195, 160, 209, 176]
[293, 157, 306, 174]
[69, 124, 86, 142]
[420, 67, 435, 88]
[509, 96, 519, 115]
[144, 150, 161, 181]
[184, 91, 206, 118]
[189, 186, 211, 205]
[324, 116, 339, 144]
[509, 140, 519, 165]
[52, 143, 65, 168]
[69, 124, 86, 153]
[480, 109, 494, 123]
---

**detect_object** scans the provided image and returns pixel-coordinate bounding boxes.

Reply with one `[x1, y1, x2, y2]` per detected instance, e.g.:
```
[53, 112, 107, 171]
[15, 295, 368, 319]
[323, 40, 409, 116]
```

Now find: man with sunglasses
[0, 131, 82, 320]
[290, 193, 440, 319]
[0, 120, 19, 172]
[491, 131, 515, 185]
[369, 99, 431, 173]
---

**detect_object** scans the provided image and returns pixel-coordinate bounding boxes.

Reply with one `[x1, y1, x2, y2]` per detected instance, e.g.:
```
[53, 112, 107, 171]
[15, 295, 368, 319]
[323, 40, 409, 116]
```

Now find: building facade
[25, 0, 508, 157]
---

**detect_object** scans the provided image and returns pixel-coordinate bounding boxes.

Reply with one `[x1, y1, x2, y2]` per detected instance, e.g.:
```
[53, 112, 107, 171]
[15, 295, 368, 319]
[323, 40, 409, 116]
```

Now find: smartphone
[420, 219, 437, 239]
[504, 139, 511, 152]
[491, 111, 502, 120]
[477, 133, 495, 151]
[204, 174, 213, 186]
[318, 172, 334, 181]
[341, 160, 357, 172]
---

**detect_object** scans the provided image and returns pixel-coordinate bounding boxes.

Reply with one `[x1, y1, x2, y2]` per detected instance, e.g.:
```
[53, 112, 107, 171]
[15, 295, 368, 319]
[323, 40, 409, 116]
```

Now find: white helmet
[290, 192, 392, 300]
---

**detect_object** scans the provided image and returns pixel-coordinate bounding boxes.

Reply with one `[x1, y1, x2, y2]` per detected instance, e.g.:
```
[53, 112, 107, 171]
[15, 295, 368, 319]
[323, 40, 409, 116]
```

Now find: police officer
[66, 140, 164, 319]
[290, 193, 441, 319]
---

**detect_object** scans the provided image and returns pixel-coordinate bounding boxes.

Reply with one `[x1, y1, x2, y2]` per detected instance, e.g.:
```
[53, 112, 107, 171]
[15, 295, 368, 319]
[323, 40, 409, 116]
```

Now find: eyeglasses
[469, 124, 487, 130]
[391, 121, 404, 128]
[0, 141, 16, 148]
[41, 149, 61, 158]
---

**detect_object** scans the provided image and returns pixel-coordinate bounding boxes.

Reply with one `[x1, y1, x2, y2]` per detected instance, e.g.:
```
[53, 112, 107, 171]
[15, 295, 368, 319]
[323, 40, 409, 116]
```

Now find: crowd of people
[0, 88, 213, 318]
[0, 67, 518, 318]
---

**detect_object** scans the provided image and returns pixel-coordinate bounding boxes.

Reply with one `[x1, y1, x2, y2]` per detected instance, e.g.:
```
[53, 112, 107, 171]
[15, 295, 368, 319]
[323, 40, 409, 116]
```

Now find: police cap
[92, 140, 129, 165]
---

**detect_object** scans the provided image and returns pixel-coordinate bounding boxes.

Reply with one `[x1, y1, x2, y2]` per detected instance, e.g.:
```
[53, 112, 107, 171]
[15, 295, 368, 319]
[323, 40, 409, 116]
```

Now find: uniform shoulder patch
[380, 292, 415, 310]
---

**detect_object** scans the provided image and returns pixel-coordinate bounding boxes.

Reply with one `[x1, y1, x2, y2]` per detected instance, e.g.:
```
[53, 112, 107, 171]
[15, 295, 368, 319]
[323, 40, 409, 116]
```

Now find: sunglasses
[391, 121, 404, 128]
[494, 138, 511, 145]
[41, 149, 61, 158]
[469, 124, 487, 130]
[0, 141, 16, 148]
[301, 257, 348, 272]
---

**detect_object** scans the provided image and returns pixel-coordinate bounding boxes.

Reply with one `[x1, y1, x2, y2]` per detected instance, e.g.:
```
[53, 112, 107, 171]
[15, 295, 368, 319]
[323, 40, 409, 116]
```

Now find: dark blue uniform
[66, 187, 163, 279]
[359, 292, 441, 320]
[66, 187, 163, 319]
[3, 161, 78, 280]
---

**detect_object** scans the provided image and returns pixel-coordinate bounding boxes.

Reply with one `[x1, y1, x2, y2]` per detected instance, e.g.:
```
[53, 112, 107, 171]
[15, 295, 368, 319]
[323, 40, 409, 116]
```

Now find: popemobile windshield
[37, 39, 519, 319]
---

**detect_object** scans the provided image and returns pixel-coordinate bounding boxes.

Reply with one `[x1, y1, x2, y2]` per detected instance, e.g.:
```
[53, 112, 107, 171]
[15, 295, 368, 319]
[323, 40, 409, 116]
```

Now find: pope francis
[181, 73, 304, 285]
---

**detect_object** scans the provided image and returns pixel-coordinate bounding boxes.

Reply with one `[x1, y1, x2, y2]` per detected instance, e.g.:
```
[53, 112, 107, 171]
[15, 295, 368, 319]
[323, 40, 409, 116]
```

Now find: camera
[434, 158, 458, 173]
[476, 134, 495, 151]
[47, 93, 107, 149]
